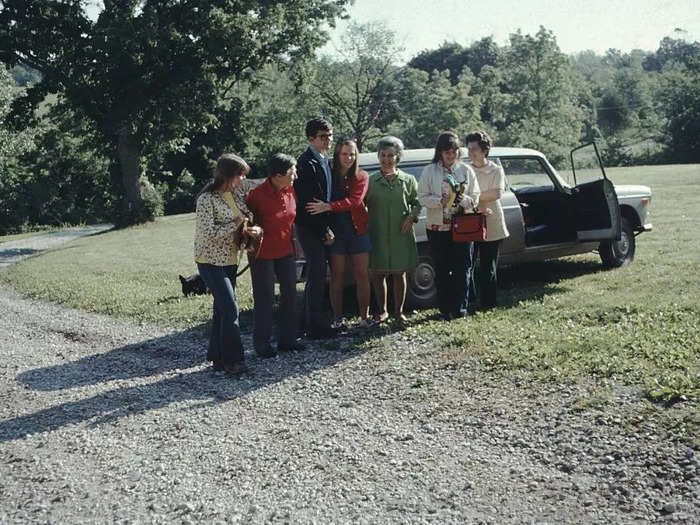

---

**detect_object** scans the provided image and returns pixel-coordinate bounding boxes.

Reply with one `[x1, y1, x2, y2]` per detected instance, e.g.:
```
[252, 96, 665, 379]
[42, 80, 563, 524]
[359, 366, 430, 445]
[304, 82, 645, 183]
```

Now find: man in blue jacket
[294, 117, 336, 339]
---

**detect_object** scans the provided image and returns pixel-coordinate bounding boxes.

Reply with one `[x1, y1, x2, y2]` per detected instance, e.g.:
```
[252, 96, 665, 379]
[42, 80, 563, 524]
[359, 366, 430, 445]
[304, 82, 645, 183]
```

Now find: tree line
[0, 1, 698, 234]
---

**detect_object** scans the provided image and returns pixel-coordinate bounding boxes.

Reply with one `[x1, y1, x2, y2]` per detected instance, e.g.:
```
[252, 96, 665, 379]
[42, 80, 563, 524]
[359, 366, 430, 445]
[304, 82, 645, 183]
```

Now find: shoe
[373, 312, 389, 323]
[256, 346, 277, 359]
[441, 312, 455, 321]
[278, 342, 305, 353]
[391, 312, 408, 324]
[224, 361, 248, 376]
[357, 318, 378, 329]
[330, 317, 348, 331]
[212, 361, 225, 372]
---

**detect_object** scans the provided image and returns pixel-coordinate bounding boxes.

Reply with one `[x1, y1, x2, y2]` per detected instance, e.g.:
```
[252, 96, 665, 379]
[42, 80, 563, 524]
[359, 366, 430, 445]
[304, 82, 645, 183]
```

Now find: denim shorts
[328, 232, 371, 255]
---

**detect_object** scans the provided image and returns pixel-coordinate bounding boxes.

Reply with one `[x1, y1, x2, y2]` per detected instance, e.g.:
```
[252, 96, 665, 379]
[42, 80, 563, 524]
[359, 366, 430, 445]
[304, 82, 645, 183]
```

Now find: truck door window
[501, 158, 554, 191]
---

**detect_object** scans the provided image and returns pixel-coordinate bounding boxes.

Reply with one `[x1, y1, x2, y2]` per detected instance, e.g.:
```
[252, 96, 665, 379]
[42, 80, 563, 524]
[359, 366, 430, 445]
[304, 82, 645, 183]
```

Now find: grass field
[1, 164, 698, 404]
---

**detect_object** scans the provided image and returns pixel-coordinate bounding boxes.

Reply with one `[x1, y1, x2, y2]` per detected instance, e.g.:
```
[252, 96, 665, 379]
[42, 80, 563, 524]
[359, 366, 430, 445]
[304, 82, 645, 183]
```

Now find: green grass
[1, 164, 699, 403]
[0, 214, 255, 327]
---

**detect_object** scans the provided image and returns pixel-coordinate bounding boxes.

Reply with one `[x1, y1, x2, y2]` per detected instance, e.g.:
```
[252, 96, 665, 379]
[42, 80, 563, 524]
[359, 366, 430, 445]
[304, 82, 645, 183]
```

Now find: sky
[84, 0, 700, 62]
[320, 0, 700, 62]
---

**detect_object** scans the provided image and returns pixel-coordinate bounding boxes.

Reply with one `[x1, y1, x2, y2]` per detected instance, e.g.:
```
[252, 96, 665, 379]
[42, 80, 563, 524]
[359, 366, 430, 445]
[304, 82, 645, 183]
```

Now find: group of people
[193, 118, 509, 376]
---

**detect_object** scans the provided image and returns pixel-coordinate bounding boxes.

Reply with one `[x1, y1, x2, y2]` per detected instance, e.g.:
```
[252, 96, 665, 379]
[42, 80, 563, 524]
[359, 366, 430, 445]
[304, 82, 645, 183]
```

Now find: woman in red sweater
[306, 138, 374, 330]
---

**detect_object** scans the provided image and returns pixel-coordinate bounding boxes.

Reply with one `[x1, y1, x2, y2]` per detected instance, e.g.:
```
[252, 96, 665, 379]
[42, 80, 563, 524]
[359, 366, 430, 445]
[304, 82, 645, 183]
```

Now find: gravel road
[0, 230, 698, 524]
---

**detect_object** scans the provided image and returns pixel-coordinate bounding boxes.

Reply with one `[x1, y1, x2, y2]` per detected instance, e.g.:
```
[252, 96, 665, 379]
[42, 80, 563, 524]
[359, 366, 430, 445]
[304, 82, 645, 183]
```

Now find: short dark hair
[432, 131, 461, 164]
[266, 153, 296, 178]
[305, 117, 332, 139]
[465, 130, 492, 157]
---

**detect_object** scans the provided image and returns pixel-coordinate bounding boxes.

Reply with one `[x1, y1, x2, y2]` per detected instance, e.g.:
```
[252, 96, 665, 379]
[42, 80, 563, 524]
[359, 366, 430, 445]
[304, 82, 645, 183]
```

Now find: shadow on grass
[493, 258, 603, 309]
[0, 247, 40, 259]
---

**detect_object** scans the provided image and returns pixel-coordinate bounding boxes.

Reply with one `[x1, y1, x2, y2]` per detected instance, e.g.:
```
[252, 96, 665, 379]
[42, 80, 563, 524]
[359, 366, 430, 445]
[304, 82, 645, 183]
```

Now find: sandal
[392, 313, 408, 324]
[373, 312, 389, 323]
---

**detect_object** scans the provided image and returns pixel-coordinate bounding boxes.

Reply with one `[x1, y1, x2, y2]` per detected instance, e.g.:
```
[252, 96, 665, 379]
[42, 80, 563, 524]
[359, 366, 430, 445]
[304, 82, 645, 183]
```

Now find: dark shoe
[256, 346, 277, 359]
[212, 361, 225, 372]
[278, 342, 306, 353]
[224, 361, 248, 376]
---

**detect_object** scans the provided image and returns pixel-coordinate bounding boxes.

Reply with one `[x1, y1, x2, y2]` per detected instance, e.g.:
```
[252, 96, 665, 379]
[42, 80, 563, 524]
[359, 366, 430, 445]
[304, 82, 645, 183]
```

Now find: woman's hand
[477, 205, 493, 216]
[245, 225, 263, 239]
[400, 216, 414, 234]
[306, 199, 331, 215]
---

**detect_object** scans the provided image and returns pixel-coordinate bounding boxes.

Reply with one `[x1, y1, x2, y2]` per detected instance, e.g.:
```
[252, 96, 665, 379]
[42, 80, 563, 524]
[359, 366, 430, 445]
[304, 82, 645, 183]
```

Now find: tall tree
[308, 21, 402, 151]
[408, 37, 500, 83]
[0, 0, 349, 224]
[391, 67, 485, 148]
[501, 27, 583, 166]
[657, 55, 700, 162]
[643, 35, 700, 71]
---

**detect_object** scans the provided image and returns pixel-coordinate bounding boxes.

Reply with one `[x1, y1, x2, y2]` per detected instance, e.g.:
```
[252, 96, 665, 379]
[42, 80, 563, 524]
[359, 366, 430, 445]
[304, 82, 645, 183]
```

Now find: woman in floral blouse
[194, 153, 260, 377]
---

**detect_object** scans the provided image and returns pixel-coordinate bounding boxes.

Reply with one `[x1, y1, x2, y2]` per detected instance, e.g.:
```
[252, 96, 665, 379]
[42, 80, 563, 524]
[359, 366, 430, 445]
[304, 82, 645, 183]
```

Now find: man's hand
[306, 199, 331, 215]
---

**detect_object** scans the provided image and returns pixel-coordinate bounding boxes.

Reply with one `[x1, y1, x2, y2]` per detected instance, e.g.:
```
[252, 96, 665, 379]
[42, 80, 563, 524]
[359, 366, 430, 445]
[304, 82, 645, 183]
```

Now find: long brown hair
[332, 137, 359, 192]
[199, 153, 250, 197]
[431, 131, 461, 164]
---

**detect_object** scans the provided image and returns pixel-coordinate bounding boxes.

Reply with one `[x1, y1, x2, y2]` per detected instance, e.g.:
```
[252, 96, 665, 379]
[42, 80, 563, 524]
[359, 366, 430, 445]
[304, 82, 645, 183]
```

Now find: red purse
[452, 212, 486, 243]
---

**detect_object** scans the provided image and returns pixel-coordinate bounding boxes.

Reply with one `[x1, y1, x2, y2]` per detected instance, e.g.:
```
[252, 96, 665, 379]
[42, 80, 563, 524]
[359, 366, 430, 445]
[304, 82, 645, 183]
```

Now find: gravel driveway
[0, 230, 698, 523]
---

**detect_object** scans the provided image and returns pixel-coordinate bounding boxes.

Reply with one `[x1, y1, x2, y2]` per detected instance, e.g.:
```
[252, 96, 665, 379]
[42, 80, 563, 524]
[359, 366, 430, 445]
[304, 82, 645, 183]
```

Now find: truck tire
[406, 253, 438, 309]
[599, 217, 635, 268]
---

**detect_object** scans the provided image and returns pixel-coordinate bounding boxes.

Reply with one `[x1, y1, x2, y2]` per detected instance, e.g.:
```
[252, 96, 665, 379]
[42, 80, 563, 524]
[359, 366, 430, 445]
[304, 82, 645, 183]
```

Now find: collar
[262, 178, 292, 195]
[309, 145, 329, 163]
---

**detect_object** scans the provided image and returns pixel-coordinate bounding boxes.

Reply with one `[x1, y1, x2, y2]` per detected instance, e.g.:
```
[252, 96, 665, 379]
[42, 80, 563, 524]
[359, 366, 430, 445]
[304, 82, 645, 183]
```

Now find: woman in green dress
[365, 136, 421, 324]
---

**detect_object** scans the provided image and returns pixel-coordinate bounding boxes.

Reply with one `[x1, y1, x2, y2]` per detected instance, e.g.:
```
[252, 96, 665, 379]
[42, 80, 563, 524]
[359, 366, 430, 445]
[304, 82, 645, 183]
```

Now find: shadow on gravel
[493, 258, 603, 309]
[2, 329, 367, 442]
[17, 325, 211, 391]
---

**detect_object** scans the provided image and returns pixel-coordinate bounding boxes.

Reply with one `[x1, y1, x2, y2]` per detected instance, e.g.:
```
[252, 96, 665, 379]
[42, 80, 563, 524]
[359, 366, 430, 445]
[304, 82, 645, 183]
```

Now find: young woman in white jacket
[417, 131, 480, 320]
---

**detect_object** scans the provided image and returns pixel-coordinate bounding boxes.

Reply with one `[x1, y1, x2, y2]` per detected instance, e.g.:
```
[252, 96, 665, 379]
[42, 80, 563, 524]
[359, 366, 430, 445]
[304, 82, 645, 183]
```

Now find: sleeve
[407, 176, 422, 221]
[294, 157, 329, 239]
[233, 178, 256, 219]
[459, 165, 481, 212]
[245, 187, 260, 224]
[417, 165, 443, 209]
[196, 194, 239, 242]
[478, 165, 505, 203]
[329, 172, 368, 213]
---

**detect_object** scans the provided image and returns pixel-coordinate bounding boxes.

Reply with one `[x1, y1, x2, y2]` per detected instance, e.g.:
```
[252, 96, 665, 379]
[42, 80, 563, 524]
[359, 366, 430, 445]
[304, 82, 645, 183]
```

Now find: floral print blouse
[194, 191, 245, 266]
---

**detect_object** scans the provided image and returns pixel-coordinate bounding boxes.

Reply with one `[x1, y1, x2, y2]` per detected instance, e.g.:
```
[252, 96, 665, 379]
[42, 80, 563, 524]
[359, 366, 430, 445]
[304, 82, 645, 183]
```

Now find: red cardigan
[329, 170, 369, 235]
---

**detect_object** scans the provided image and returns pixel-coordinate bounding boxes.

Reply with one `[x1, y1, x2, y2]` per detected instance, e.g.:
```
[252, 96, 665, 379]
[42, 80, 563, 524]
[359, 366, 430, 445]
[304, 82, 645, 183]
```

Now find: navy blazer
[294, 147, 331, 238]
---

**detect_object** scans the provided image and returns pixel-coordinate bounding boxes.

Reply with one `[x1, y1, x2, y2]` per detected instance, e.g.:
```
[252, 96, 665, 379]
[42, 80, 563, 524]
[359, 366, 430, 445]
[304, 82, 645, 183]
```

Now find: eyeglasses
[316, 133, 333, 139]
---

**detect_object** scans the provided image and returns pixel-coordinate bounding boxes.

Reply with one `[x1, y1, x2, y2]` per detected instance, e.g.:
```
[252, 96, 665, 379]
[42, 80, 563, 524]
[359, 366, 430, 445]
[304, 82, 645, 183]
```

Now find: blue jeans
[426, 230, 474, 316]
[196, 263, 244, 366]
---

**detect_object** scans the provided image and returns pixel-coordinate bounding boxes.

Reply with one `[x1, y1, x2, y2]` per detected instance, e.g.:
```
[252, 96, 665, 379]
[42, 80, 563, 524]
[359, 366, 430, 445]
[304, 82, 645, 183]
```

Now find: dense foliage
[0, 11, 698, 233]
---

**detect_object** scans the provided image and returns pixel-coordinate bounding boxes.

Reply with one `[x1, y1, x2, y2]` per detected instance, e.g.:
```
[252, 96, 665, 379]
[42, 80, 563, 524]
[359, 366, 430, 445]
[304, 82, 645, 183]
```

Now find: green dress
[366, 169, 421, 272]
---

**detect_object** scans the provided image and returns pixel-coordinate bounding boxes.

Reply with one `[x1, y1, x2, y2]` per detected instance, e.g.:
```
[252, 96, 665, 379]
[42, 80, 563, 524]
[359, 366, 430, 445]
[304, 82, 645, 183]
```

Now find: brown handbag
[451, 212, 487, 243]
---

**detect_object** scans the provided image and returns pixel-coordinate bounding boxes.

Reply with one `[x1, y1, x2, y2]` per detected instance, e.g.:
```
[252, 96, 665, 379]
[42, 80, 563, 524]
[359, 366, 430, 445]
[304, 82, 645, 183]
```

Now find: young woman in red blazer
[306, 138, 375, 330]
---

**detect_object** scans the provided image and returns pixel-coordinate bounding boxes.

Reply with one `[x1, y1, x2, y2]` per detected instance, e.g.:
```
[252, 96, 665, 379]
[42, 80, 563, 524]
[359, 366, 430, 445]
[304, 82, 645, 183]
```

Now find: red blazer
[329, 170, 369, 235]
